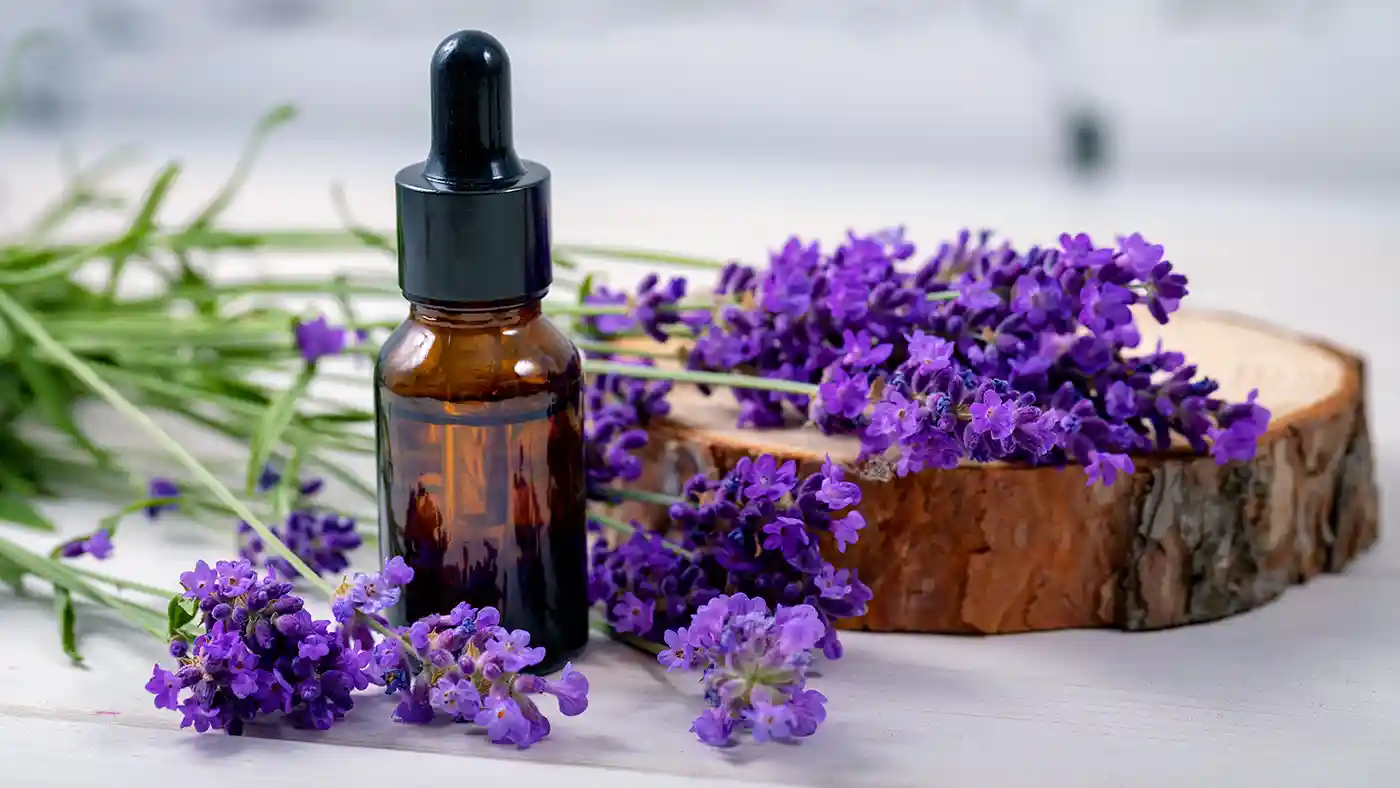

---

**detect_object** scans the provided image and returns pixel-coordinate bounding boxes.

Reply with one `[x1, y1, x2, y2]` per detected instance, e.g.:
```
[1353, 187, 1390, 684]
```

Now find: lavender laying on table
[146, 555, 590, 747]
[146, 558, 372, 735]
[660, 593, 829, 747]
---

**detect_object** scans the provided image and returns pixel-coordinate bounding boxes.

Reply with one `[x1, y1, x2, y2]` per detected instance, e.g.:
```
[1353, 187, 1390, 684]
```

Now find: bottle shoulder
[376, 312, 579, 401]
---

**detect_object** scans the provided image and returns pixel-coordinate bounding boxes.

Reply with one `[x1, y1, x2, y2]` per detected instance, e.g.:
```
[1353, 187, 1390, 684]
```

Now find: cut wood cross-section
[611, 311, 1379, 634]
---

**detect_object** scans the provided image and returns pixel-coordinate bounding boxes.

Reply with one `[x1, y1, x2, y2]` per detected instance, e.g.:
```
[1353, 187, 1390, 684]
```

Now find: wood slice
[614, 310, 1379, 634]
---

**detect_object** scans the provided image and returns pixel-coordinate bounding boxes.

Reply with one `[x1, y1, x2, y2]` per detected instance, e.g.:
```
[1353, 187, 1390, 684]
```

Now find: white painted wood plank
[0, 715, 803, 788]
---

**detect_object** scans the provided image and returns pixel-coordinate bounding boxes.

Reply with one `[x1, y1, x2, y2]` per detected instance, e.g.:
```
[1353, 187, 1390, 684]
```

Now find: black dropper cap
[395, 30, 551, 306]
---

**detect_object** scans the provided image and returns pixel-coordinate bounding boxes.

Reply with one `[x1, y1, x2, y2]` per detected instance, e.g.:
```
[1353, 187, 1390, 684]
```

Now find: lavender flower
[294, 316, 356, 363]
[583, 363, 672, 492]
[589, 530, 714, 642]
[582, 274, 705, 341]
[662, 594, 827, 746]
[237, 472, 361, 577]
[57, 529, 113, 560]
[147, 559, 371, 735]
[366, 605, 588, 748]
[593, 455, 872, 659]
[610, 592, 656, 636]
[144, 477, 180, 519]
[331, 557, 415, 624]
[676, 228, 1267, 479]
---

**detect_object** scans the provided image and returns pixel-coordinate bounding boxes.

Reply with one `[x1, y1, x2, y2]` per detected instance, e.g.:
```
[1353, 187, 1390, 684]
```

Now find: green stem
[573, 339, 681, 361]
[65, 564, 176, 598]
[546, 301, 715, 316]
[583, 360, 818, 396]
[555, 244, 727, 271]
[590, 486, 683, 507]
[0, 535, 167, 637]
[0, 291, 334, 597]
[172, 279, 402, 299]
[43, 229, 384, 263]
[90, 364, 374, 453]
[587, 513, 692, 558]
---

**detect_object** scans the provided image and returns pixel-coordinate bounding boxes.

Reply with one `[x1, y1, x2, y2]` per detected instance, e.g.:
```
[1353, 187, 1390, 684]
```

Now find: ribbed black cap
[395, 30, 551, 306]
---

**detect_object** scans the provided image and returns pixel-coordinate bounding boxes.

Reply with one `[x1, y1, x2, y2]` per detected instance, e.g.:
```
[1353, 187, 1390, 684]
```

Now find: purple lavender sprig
[55, 529, 114, 560]
[589, 529, 715, 642]
[144, 477, 181, 519]
[145, 558, 372, 734]
[583, 360, 672, 492]
[581, 274, 707, 342]
[586, 228, 1271, 481]
[847, 333, 1063, 478]
[360, 598, 590, 749]
[591, 455, 872, 660]
[661, 593, 828, 747]
[237, 463, 361, 577]
[294, 316, 362, 363]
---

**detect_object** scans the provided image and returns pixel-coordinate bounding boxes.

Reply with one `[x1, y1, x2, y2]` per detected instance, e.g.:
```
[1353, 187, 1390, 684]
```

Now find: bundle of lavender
[0, 101, 1276, 750]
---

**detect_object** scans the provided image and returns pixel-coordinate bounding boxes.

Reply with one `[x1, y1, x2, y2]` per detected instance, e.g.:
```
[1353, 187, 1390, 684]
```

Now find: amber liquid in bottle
[376, 300, 587, 674]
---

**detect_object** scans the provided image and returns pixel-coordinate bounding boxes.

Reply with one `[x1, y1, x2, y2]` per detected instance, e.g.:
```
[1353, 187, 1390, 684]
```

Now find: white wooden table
[1, 141, 1398, 787]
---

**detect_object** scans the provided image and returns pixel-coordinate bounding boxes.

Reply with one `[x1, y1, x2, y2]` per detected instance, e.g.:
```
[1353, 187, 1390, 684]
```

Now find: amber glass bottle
[376, 30, 587, 673]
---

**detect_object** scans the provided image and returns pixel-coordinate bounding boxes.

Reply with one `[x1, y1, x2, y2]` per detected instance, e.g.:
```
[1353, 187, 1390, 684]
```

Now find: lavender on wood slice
[677, 227, 1268, 478]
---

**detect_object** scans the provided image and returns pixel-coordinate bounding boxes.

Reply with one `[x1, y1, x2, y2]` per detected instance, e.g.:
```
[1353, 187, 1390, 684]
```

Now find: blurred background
[2, 0, 1399, 185]
[2, 0, 1399, 344]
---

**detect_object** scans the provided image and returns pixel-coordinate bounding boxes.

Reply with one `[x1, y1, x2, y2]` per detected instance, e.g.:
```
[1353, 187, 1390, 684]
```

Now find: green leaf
[575, 272, 600, 338]
[578, 272, 598, 303]
[0, 491, 54, 531]
[13, 341, 105, 462]
[105, 162, 182, 295]
[267, 436, 308, 518]
[307, 455, 376, 503]
[245, 364, 316, 494]
[0, 242, 103, 285]
[0, 555, 24, 595]
[555, 243, 726, 271]
[25, 145, 141, 243]
[55, 588, 84, 666]
[99, 497, 180, 538]
[126, 163, 182, 243]
[330, 182, 395, 253]
[187, 105, 297, 232]
[0, 313, 11, 360]
[0, 533, 167, 638]
[166, 594, 198, 640]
